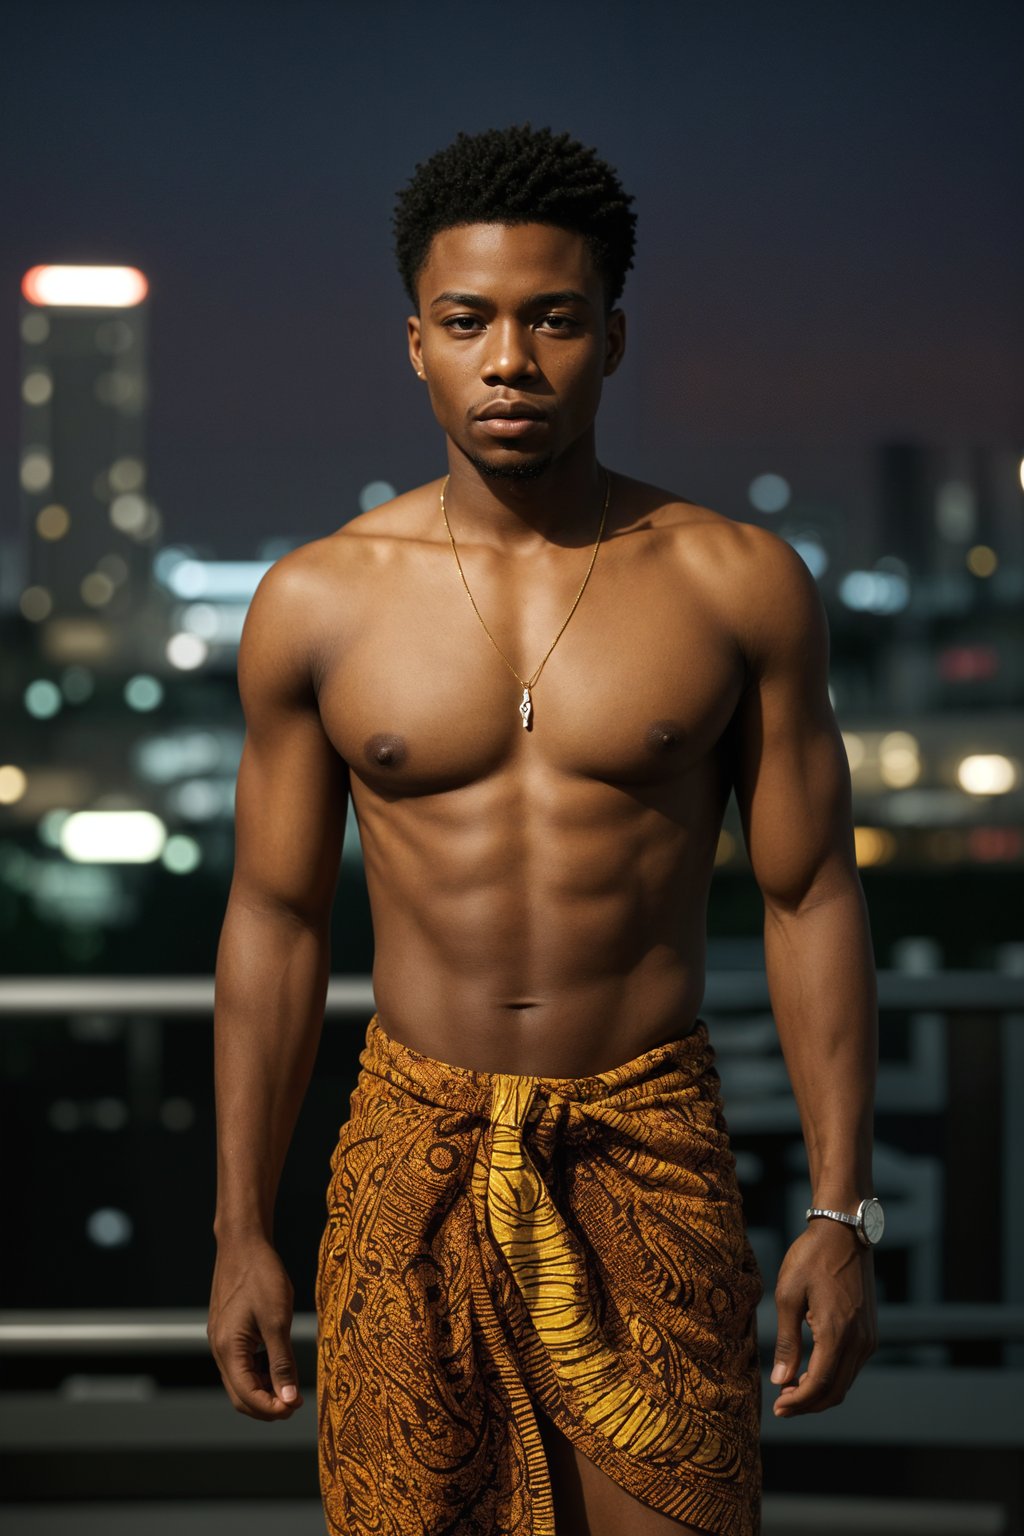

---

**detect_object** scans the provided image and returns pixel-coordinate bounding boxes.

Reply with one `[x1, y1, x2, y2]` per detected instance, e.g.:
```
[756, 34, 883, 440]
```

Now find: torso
[298, 472, 756, 1076]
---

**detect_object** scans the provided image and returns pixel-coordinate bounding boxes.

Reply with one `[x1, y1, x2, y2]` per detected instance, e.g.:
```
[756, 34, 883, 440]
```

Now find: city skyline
[0, 0, 1021, 554]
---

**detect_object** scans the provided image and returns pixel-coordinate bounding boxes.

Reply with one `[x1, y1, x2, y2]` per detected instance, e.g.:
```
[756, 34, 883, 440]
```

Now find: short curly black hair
[393, 124, 637, 312]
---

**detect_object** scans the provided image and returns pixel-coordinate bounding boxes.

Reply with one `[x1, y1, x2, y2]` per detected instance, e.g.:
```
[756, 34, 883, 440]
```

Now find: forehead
[417, 222, 601, 305]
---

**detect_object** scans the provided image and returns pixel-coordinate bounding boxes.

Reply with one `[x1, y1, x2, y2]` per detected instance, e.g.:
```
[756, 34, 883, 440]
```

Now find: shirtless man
[208, 125, 879, 1535]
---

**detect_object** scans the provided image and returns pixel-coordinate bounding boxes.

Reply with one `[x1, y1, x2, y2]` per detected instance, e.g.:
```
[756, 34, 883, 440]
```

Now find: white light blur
[166, 632, 209, 670]
[957, 754, 1018, 796]
[879, 731, 921, 789]
[20, 450, 52, 492]
[22, 370, 53, 406]
[180, 602, 219, 639]
[134, 730, 226, 784]
[86, 1207, 133, 1247]
[132, 500, 162, 542]
[359, 480, 397, 513]
[748, 473, 791, 514]
[1019, 456, 1024, 493]
[838, 570, 910, 614]
[180, 602, 248, 644]
[60, 810, 167, 864]
[172, 778, 232, 820]
[152, 545, 197, 582]
[163, 558, 272, 601]
[22, 265, 148, 308]
[109, 493, 148, 532]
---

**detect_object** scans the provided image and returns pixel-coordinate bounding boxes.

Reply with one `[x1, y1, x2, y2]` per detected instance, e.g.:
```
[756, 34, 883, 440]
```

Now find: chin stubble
[466, 451, 555, 482]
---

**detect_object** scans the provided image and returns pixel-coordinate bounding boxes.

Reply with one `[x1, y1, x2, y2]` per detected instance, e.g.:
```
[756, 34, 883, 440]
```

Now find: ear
[603, 308, 626, 377]
[407, 313, 426, 380]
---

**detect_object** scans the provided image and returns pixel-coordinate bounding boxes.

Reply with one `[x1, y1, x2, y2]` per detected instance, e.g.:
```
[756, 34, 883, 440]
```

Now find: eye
[442, 315, 484, 333]
[540, 314, 577, 331]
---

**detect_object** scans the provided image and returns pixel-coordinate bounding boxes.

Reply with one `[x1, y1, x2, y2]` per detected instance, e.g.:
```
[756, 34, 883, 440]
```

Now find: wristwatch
[806, 1196, 885, 1248]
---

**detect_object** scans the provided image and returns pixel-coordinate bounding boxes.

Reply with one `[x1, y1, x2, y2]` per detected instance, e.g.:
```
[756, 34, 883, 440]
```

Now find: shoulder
[239, 480, 446, 692]
[248, 479, 444, 611]
[613, 474, 828, 675]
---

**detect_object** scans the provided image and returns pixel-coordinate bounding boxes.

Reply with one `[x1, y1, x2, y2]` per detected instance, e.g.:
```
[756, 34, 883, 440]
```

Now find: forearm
[764, 875, 878, 1207]
[212, 896, 331, 1242]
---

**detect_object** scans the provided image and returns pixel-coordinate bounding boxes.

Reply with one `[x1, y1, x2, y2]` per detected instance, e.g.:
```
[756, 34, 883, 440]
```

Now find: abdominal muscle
[353, 763, 724, 1078]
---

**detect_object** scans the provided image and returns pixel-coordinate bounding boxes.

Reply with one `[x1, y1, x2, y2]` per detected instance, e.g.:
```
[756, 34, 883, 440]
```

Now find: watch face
[861, 1197, 885, 1244]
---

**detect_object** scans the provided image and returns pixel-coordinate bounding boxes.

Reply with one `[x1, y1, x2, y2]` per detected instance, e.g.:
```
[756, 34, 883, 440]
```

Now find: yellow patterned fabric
[316, 1013, 763, 1535]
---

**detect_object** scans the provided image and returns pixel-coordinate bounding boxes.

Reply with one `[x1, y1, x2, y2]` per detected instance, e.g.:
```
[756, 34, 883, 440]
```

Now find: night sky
[1, 0, 1021, 555]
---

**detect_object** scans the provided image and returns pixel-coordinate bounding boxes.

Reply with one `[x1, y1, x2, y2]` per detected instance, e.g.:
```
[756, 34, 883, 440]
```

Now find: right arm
[207, 552, 348, 1420]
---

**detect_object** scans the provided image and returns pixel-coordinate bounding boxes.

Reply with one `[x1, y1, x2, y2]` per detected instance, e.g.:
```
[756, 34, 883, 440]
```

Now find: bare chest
[314, 539, 744, 796]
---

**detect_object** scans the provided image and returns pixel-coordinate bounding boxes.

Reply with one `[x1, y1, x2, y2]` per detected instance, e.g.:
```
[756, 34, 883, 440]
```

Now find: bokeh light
[957, 754, 1017, 795]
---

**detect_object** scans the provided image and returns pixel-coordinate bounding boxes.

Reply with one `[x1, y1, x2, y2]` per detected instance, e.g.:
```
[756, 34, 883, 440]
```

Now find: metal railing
[2, 969, 1024, 1016]
[2, 970, 1023, 1356]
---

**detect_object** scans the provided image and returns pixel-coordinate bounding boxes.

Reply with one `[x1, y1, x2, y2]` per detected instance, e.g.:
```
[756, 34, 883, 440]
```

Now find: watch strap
[806, 1205, 859, 1230]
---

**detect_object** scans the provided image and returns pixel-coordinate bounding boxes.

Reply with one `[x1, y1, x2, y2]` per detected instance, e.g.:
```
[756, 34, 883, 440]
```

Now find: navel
[363, 732, 408, 770]
[646, 720, 683, 753]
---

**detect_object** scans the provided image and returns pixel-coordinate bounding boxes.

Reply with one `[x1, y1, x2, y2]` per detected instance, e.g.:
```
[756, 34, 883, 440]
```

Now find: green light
[124, 674, 164, 712]
[162, 835, 202, 874]
[24, 679, 62, 718]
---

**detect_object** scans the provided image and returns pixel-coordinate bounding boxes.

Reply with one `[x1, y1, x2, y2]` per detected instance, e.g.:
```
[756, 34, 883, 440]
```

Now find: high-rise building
[18, 264, 159, 667]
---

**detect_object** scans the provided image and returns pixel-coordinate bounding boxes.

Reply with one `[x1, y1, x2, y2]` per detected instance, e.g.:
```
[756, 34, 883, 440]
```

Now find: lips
[476, 400, 547, 421]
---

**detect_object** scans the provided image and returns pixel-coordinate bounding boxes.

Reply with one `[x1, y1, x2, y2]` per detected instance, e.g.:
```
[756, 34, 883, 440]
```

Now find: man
[208, 125, 879, 1536]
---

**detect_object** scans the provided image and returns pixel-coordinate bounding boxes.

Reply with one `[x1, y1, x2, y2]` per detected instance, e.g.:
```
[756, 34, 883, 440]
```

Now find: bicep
[230, 559, 349, 927]
[728, 538, 856, 911]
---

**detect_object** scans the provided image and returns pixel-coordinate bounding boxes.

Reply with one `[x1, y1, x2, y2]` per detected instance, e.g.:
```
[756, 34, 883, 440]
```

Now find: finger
[217, 1330, 296, 1421]
[771, 1289, 806, 1388]
[260, 1320, 303, 1409]
[773, 1331, 855, 1416]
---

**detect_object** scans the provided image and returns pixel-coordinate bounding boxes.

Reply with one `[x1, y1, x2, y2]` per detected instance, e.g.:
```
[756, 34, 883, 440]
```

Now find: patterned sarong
[316, 1013, 763, 1535]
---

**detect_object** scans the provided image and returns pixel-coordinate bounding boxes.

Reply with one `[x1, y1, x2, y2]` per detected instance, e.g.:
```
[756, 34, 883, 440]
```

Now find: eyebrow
[429, 289, 593, 310]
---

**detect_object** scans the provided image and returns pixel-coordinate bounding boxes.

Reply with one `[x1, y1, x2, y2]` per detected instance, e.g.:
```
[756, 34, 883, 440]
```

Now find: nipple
[363, 733, 408, 770]
[647, 720, 682, 753]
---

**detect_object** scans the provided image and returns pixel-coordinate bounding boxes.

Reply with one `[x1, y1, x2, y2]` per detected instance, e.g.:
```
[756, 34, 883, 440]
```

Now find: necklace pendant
[519, 687, 532, 729]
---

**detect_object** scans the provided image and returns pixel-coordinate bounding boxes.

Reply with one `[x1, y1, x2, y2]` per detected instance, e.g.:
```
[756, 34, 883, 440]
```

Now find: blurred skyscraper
[17, 265, 161, 668]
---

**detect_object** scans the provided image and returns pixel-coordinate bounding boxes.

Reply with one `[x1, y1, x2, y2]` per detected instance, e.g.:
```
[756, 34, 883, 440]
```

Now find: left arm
[726, 525, 879, 1417]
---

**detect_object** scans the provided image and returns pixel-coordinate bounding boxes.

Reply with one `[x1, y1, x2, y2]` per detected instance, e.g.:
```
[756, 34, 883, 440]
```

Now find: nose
[481, 320, 539, 386]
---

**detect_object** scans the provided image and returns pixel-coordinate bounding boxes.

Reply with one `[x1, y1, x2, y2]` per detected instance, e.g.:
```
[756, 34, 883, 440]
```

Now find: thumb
[263, 1318, 301, 1405]
[772, 1288, 805, 1386]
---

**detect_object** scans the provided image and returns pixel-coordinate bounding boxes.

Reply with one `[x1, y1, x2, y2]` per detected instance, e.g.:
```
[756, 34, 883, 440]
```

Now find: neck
[441, 430, 607, 551]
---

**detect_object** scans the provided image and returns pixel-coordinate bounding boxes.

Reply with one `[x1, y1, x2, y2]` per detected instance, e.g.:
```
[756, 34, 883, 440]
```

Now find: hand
[770, 1220, 878, 1417]
[207, 1235, 304, 1420]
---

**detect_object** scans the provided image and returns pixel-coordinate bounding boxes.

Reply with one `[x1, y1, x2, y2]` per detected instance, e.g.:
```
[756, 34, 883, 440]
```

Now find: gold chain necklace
[440, 467, 611, 729]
